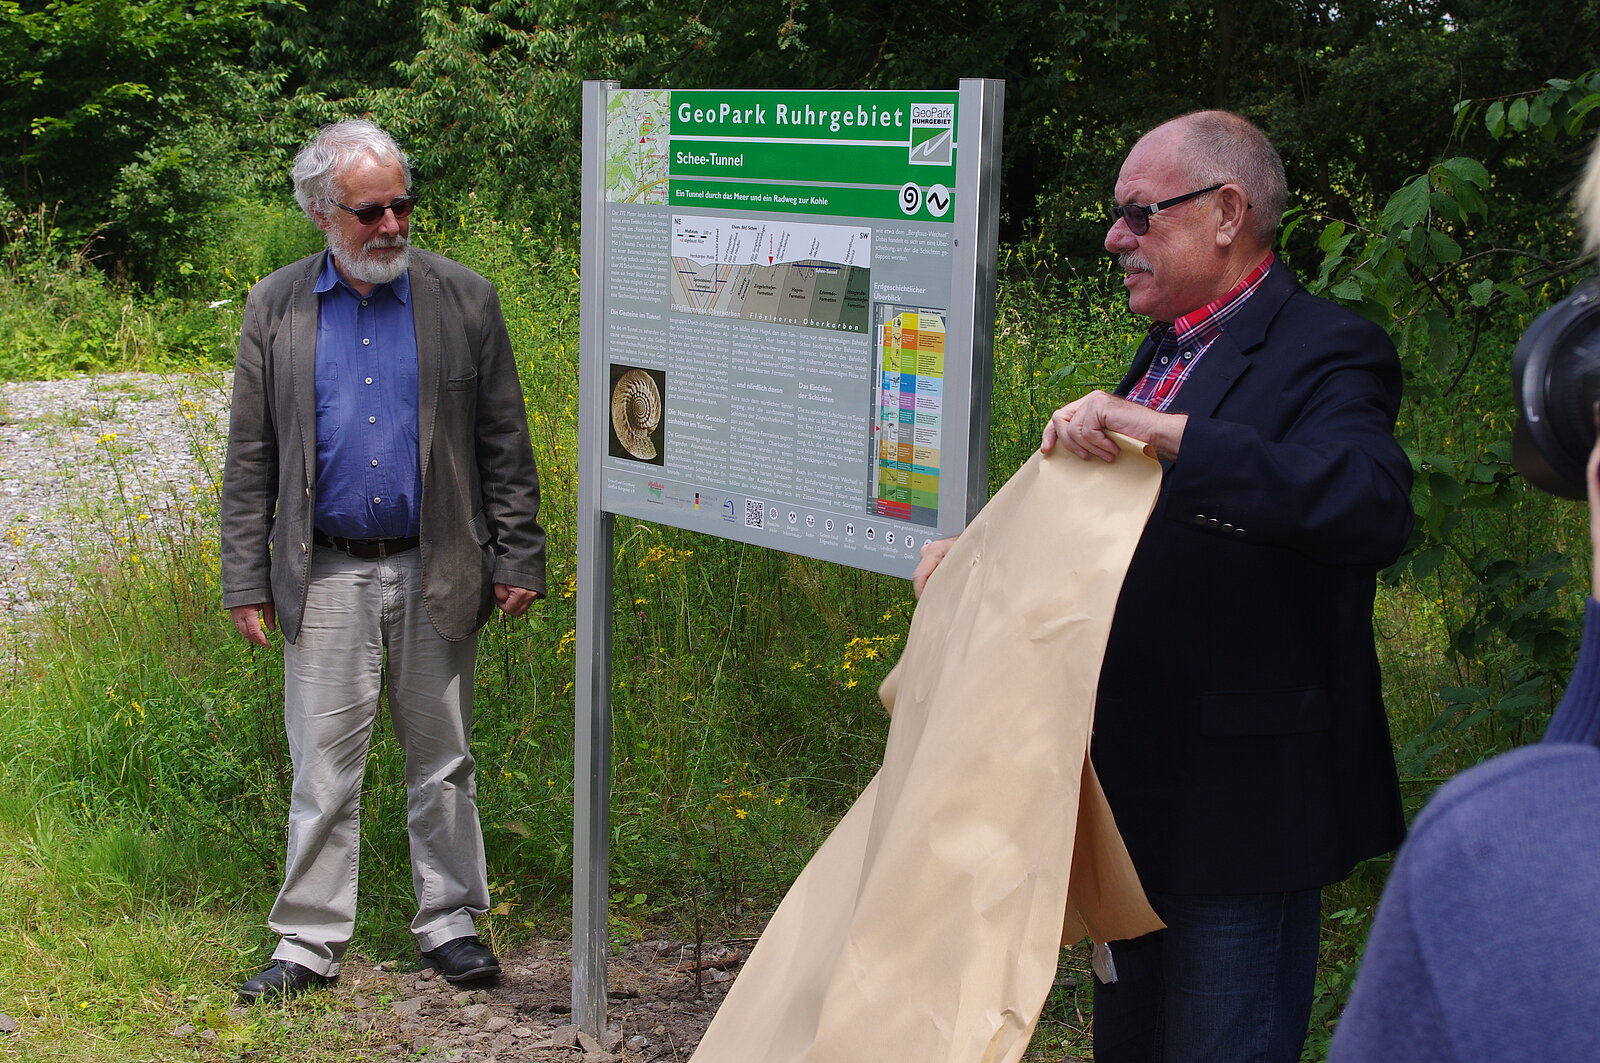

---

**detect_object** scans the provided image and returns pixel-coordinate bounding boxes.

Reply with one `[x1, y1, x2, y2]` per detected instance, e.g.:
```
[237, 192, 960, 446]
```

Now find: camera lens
[1512, 278, 1600, 500]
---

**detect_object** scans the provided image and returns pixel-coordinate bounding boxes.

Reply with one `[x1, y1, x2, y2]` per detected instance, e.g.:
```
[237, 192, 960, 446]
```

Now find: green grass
[0, 806, 385, 1063]
[0, 262, 240, 381]
[0, 199, 1590, 1060]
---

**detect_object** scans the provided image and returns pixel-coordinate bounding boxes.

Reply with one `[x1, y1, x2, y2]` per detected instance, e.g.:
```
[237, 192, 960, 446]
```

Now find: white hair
[290, 119, 412, 221]
[1154, 110, 1288, 247]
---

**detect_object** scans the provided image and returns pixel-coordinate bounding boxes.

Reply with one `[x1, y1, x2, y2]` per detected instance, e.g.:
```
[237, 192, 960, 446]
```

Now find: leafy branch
[1304, 70, 1600, 777]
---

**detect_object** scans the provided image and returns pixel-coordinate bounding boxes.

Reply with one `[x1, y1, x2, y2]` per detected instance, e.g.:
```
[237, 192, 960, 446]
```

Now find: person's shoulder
[1257, 267, 1397, 370]
[1386, 743, 1600, 977]
[1276, 272, 1388, 337]
[409, 249, 494, 290]
[1407, 742, 1600, 849]
[1385, 741, 1600, 1059]
[246, 252, 324, 303]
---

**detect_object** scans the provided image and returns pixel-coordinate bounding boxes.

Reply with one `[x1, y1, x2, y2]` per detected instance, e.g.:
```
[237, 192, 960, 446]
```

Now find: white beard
[328, 228, 411, 285]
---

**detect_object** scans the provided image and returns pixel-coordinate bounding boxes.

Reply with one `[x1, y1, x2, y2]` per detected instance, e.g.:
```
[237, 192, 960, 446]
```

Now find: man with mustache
[221, 119, 546, 1002]
[915, 110, 1412, 1061]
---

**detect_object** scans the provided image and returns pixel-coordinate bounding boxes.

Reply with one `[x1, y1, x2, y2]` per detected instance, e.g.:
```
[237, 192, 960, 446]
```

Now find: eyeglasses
[333, 194, 419, 225]
[1107, 184, 1224, 236]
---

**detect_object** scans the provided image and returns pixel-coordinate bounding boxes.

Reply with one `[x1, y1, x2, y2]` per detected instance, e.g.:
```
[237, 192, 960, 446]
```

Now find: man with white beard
[221, 119, 546, 1002]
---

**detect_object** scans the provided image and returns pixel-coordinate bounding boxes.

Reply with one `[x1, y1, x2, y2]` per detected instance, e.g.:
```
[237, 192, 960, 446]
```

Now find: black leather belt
[313, 530, 420, 559]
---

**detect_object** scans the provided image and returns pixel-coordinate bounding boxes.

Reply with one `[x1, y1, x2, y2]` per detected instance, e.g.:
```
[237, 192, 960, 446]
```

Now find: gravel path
[0, 370, 232, 618]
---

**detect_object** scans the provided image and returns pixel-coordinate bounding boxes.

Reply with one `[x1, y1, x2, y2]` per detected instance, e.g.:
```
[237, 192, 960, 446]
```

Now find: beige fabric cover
[691, 436, 1166, 1063]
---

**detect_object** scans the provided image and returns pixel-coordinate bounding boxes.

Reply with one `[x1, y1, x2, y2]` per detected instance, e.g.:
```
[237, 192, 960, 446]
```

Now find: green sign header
[670, 90, 947, 141]
[606, 88, 960, 222]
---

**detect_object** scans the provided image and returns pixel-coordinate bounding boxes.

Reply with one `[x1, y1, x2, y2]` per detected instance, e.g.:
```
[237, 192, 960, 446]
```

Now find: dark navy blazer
[1092, 264, 1414, 895]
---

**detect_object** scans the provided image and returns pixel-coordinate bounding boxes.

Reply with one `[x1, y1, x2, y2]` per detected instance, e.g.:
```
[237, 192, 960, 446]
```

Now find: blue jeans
[1091, 888, 1321, 1063]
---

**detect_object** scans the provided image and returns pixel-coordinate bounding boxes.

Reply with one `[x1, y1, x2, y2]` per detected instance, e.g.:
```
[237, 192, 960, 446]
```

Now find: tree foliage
[1306, 68, 1600, 769]
[0, 0, 270, 281]
[5, 0, 1600, 280]
[249, 0, 421, 99]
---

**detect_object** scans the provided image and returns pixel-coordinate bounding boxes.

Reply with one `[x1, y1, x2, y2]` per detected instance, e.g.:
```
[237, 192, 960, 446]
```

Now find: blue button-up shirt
[312, 256, 422, 538]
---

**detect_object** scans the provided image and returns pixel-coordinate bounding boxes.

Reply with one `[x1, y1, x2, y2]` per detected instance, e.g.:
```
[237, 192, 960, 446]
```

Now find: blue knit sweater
[1329, 598, 1600, 1061]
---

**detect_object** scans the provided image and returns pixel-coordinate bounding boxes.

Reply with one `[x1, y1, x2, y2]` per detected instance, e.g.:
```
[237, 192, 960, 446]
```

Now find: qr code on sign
[744, 499, 764, 529]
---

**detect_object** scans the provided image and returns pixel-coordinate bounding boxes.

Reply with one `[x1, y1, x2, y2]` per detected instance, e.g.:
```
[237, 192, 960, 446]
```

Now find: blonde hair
[1579, 132, 1600, 254]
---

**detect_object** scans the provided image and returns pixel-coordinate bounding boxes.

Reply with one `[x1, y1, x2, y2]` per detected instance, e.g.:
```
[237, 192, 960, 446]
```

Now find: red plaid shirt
[1126, 253, 1275, 411]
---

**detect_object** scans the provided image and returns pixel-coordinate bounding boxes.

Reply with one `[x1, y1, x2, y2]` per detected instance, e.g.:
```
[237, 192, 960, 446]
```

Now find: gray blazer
[220, 249, 546, 643]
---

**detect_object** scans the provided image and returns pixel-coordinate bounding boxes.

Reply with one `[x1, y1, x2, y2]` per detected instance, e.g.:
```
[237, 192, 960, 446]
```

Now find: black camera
[1512, 277, 1600, 499]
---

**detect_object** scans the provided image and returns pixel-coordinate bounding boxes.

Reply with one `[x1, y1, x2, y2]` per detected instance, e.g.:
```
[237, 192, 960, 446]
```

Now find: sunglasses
[333, 194, 419, 225]
[1107, 184, 1223, 236]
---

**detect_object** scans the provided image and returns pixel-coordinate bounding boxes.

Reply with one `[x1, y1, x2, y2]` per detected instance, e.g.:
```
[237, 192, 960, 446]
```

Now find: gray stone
[393, 996, 428, 1019]
[458, 1003, 493, 1027]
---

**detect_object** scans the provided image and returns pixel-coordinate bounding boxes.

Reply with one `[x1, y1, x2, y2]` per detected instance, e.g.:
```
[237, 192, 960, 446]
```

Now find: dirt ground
[307, 937, 749, 1062]
[268, 935, 1098, 1063]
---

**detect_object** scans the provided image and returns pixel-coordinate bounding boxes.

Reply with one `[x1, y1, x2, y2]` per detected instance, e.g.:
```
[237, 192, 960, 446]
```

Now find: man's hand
[1040, 390, 1188, 462]
[495, 583, 538, 618]
[231, 602, 276, 647]
[912, 537, 957, 600]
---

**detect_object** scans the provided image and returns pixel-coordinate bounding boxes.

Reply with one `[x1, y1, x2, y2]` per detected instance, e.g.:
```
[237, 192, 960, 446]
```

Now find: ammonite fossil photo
[610, 367, 663, 461]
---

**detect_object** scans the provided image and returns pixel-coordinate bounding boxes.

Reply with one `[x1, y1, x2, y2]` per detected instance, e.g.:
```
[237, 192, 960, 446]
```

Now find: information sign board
[593, 85, 1001, 577]
[574, 80, 1002, 1034]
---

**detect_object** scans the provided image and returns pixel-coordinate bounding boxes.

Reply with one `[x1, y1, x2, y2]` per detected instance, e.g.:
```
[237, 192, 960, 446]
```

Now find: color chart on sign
[873, 306, 945, 526]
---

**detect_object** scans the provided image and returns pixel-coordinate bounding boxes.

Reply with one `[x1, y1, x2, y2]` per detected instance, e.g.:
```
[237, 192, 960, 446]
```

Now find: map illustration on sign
[670, 216, 872, 334]
[872, 306, 946, 526]
[606, 90, 670, 204]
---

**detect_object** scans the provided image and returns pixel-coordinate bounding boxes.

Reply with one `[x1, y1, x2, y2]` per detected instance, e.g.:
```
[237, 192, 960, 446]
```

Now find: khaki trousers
[269, 545, 487, 976]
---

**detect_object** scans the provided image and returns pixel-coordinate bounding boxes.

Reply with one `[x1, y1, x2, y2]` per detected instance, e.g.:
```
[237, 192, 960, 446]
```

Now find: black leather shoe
[420, 935, 501, 985]
[237, 960, 336, 1003]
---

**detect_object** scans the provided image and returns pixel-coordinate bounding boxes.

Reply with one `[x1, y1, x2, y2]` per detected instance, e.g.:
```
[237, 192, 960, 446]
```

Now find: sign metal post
[574, 78, 1003, 1033]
